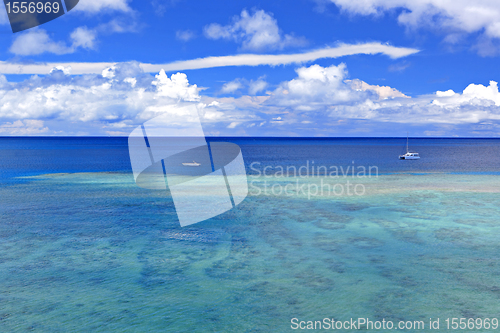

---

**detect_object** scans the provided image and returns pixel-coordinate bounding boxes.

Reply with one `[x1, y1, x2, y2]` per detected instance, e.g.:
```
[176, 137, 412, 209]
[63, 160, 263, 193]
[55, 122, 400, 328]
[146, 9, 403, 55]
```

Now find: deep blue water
[1, 137, 499, 182]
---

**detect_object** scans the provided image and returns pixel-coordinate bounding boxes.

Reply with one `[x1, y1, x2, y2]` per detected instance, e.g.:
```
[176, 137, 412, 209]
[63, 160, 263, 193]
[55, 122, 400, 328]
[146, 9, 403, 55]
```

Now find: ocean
[0, 137, 499, 332]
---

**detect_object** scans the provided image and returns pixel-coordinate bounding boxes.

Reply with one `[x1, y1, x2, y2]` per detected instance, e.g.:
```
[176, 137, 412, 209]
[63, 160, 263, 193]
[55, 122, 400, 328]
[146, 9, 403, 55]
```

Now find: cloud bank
[0, 63, 248, 135]
[0, 62, 499, 136]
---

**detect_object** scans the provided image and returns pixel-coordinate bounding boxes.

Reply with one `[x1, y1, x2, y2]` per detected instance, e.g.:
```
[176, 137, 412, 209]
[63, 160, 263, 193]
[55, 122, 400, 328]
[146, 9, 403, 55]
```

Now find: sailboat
[399, 133, 420, 160]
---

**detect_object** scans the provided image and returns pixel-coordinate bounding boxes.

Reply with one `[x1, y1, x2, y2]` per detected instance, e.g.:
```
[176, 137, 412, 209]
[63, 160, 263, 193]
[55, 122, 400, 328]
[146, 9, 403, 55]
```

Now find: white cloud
[97, 18, 138, 34]
[0, 43, 419, 73]
[6, 2, 137, 56]
[249, 78, 268, 95]
[152, 70, 200, 101]
[0, 64, 206, 135]
[9, 27, 97, 56]
[0, 120, 49, 135]
[10, 30, 73, 56]
[432, 81, 500, 107]
[221, 80, 243, 94]
[204, 9, 306, 51]
[70, 27, 97, 49]
[74, 0, 131, 13]
[123, 77, 137, 87]
[347, 79, 409, 99]
[325, 0, 500, 55]
[50, 66, 72, 75]
[176, 30, 196, 42]
[141, 43, 420, 71]
[436, 89, 455, 97]
[268, 64, 371, 109]
[227, 64, 500, 132]
[1, 62, 499, 136]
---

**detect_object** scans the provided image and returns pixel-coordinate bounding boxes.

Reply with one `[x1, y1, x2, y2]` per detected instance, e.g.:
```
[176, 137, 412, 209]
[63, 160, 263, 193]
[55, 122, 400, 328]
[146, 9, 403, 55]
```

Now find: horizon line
[0, 136, 498, 139]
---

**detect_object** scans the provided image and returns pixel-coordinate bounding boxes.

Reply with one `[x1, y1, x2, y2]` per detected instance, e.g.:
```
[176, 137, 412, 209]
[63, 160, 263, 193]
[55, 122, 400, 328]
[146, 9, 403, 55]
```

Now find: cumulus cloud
[204, 9, 306, 51]
[267, 64, 500, 125]
[153, 70, 200, 101]
[9, 28, 97, 56]
[1, 62, 500, 136]
[432, 81, 500, 108]
[324, 0, 500, 55]
[268, 64, 373, 109]
[0, 63, 209, 135]
[220, 63, 500, 135]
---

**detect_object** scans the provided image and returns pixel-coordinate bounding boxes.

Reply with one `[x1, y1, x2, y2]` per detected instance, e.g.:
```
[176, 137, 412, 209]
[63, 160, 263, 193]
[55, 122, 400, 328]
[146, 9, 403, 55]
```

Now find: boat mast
[406, 132, 409, 153]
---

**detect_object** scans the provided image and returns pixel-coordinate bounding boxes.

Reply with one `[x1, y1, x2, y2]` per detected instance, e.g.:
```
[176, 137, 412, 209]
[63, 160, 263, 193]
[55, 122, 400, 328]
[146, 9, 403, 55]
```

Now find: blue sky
[0, 0, 500, 136]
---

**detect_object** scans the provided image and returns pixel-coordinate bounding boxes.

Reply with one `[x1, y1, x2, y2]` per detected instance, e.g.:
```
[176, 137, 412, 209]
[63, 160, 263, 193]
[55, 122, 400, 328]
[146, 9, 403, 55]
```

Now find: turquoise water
[1, 169, 499, 332]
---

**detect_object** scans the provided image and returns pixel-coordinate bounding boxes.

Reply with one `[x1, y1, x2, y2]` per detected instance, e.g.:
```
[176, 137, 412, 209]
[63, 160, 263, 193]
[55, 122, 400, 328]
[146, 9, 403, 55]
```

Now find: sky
[0, 0, 500, 136]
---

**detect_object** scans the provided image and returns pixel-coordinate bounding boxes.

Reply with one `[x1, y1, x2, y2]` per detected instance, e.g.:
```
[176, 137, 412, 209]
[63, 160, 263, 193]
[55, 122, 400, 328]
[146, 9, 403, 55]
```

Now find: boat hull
[399, 155, 420, 160]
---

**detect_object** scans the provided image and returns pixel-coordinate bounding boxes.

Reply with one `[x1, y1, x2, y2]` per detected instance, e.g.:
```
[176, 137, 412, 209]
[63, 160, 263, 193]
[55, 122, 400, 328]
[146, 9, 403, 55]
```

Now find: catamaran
[399, 133, 420, 160]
